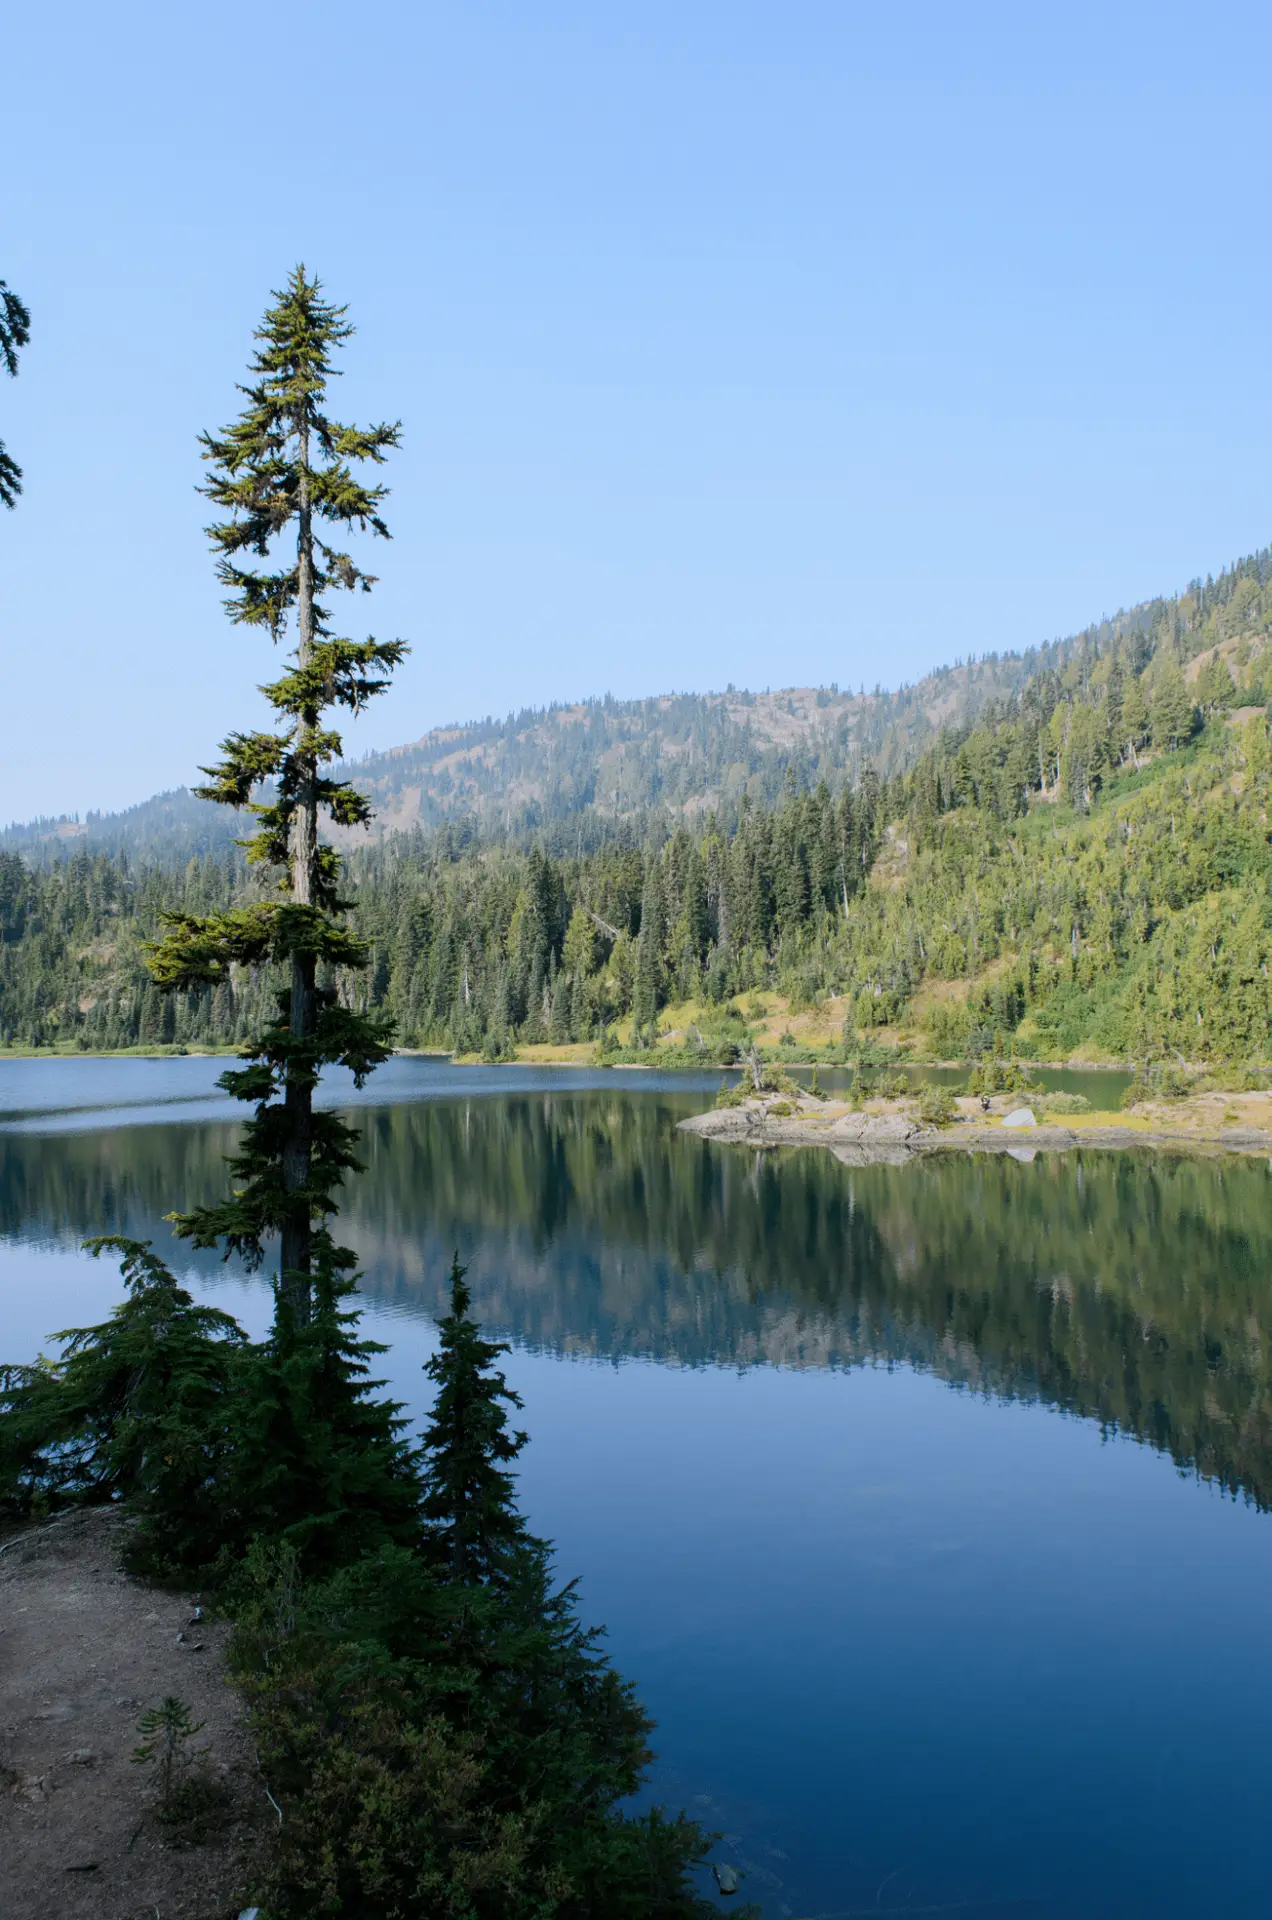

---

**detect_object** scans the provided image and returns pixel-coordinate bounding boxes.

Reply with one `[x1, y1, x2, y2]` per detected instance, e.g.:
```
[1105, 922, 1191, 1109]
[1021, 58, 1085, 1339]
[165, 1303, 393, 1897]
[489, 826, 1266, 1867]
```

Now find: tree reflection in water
[5, 1089, 1272, 1509]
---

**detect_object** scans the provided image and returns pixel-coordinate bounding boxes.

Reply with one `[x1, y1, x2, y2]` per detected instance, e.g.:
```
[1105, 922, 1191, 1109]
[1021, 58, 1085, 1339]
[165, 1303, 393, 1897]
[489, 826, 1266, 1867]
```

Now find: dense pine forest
[4, 547, 1272, 1065]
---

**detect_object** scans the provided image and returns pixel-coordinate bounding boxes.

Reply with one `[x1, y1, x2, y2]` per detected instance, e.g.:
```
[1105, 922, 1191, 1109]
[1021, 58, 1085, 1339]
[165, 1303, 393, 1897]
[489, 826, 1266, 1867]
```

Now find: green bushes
[1036, 1091, 1092, 1115]
[0, 1238, 246, 1555]
[858, 1068, 912, 1099]
[1121, 1063, 1196, 1106]
[966, 1058, 1037, 1096]
[0, 1238, 421, 1580]
[917, 1084, 957, 1126]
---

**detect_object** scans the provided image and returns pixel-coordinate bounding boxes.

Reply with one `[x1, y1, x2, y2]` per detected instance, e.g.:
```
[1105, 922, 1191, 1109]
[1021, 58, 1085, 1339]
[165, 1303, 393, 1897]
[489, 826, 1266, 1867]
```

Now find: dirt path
[1, 1507, 263, 1920]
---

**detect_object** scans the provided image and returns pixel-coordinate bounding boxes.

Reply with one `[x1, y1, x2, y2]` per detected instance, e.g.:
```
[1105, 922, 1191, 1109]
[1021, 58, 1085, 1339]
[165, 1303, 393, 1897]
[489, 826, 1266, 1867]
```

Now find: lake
[2, 1056, 1271, 1919]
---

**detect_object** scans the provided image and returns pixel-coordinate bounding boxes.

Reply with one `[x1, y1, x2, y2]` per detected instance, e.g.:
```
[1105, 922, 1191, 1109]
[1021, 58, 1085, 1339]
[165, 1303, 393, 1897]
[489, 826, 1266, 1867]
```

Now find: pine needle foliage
[420, 1256, 531, 1585]
[146, 267, 407, 1319]
[133, 1696, 207, 1811]
[234, 1260, 733, 1920]
[0, 1236, 423, 1579]
[0, 1238, 244, 1563]
[0, 277, 31, 509]
[225, 1238, 424, 1571]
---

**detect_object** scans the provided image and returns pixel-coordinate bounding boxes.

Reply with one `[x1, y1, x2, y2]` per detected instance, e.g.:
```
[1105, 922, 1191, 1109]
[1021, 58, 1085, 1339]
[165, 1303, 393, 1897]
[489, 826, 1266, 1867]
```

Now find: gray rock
[829, 1113, 917, 1144]
[1001, 1107, 1037, 1129]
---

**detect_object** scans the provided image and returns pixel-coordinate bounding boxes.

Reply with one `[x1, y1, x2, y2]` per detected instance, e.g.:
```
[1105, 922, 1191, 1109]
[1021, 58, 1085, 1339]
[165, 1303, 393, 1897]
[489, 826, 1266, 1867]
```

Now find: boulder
[1001, 1107, 1037, 1129]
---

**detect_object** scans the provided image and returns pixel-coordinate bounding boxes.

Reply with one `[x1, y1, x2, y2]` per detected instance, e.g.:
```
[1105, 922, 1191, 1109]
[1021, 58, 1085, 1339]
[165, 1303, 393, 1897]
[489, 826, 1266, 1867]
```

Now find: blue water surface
[1, 1054, 1268, 1919]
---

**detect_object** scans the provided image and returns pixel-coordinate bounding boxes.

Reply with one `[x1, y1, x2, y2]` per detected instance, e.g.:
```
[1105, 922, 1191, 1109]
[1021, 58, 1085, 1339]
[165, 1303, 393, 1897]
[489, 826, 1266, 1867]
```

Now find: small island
[680, 1084, 1272, 1163]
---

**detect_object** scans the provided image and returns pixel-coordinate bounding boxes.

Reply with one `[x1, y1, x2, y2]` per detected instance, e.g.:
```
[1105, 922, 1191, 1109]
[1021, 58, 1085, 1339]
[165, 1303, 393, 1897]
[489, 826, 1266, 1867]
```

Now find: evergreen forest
[5, 544, 1272, 1065]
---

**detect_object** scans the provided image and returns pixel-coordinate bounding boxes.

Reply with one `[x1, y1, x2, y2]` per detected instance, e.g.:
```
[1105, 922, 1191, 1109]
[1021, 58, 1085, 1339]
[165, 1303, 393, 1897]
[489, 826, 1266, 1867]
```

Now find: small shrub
[767, 1100, 794, 1117]
[967, 1058, 1037, 1096]
[864, 1069, 911, 1099]
[1196, 1065, 1272, 1093]
[756, 1066, 798, 1095]
[917, 1084, 956, 1126]
[1121, 1063, 1195, 1107]
[133, 1696, 206, 1817]
[1037, 1091, 1091, 1115]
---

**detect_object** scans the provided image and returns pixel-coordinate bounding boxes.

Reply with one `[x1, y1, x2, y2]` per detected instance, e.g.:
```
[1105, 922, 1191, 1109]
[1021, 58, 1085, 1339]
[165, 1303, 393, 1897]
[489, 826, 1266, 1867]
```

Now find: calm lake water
[2, 1056, 1271, 1919]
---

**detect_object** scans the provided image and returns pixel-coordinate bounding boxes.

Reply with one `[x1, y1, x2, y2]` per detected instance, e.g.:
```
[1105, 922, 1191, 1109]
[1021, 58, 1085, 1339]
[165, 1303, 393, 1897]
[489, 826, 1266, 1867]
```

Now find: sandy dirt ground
[0, 1507, 264, 1920]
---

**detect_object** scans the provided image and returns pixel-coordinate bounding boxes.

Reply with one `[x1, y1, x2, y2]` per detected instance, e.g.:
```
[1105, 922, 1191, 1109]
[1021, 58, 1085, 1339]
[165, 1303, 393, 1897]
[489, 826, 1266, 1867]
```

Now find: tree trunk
[281, 406, 319, 1322]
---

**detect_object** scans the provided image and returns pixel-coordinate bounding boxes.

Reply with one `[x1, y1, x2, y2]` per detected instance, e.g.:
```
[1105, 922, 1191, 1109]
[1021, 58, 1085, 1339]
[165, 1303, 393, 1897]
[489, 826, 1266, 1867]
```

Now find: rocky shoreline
[679, 1095, 1272, 1165]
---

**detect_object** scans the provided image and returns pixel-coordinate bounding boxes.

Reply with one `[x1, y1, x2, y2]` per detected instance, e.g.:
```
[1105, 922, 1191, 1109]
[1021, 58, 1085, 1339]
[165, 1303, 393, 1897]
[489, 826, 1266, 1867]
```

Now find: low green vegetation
[917, 1083, 957, 1126]
[1034, 1091, 1091, 1116]
[132, 1695, 209, 1824]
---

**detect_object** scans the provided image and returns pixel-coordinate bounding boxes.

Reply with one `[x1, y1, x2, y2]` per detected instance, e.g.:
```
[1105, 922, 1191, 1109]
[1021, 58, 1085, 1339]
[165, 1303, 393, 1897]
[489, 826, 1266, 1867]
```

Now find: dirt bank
[0, 1507, 264, 1920]
[679, 1090, 1272, 1163]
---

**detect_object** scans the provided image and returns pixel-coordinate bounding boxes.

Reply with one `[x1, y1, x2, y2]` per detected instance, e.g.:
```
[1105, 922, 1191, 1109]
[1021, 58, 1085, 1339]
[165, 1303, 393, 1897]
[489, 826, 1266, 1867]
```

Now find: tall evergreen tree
[632, 860, 665, 1035]
[0, 278, 31, 509]
[1150, 662, 1194, 751]
[148, 267, 406, 1320]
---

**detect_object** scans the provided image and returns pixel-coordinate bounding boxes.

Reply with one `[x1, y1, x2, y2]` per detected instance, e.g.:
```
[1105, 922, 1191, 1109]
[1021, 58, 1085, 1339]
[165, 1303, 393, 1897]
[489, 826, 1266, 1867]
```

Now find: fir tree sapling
[147, 267, 406, 1322]
[133, 1697, 207, 1813]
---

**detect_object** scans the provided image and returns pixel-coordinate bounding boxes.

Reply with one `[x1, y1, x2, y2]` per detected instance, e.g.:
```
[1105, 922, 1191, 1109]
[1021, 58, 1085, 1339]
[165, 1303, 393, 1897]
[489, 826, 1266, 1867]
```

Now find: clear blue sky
[4, 1, 1271, 822]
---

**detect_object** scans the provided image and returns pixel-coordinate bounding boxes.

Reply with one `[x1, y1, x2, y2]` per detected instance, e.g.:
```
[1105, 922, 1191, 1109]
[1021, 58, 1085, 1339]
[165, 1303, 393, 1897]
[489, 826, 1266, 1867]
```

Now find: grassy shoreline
[0, 1038, 1255, 1079]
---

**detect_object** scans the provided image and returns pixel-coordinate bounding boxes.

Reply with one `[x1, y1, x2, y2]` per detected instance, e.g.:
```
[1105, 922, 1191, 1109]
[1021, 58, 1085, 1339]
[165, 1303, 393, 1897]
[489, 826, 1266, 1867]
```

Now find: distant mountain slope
[0, 787, 251, 865]
[8, 543, 1271, 862]
[335, 666, 1017, 844]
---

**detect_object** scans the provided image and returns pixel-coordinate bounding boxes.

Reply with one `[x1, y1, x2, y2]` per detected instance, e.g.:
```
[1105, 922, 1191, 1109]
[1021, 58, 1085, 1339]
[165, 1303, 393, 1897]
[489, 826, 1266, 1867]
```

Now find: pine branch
[0, 280, 31, 378]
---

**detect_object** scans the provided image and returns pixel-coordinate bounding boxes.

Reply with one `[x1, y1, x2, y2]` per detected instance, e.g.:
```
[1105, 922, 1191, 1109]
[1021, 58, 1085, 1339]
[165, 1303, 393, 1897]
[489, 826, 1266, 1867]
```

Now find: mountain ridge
[0, 606, 1192, 863]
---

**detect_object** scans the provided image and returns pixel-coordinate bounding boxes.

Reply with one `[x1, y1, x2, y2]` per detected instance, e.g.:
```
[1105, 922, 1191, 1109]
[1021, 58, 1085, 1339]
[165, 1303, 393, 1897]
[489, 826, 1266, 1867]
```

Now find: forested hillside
[0, 670, 1023, 862]
[4, 547, 1272, 1063]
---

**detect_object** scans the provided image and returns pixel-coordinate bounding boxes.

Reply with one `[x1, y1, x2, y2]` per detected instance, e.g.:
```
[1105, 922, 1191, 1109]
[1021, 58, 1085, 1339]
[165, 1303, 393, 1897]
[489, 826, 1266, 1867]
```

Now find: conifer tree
[0, 1238, 245, 1566]
[1150, 662, 1195, 751]
[0, 278, 31, 510]
[1196, 650, 1233, 715]
[148, 268, 405, 1321]
[633, 861, 665, 1037]
[1121, 674, 1149, 765]
[420, 1255, 530, 1584]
